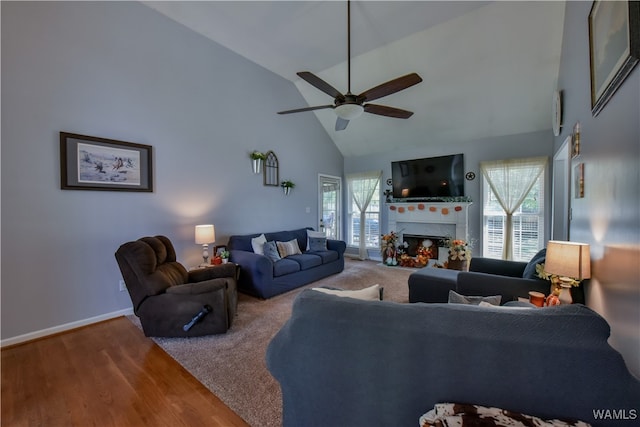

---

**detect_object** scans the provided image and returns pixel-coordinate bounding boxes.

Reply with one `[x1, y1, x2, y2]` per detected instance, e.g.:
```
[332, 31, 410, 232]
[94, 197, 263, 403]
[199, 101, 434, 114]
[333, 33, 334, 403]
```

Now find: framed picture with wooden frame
[588, 0, 640, 116]
[60, 132, 153, 192]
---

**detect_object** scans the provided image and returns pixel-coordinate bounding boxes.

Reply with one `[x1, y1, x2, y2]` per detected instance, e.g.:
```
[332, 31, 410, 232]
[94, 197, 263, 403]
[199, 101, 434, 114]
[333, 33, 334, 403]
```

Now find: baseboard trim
[1, 307, 134, 348]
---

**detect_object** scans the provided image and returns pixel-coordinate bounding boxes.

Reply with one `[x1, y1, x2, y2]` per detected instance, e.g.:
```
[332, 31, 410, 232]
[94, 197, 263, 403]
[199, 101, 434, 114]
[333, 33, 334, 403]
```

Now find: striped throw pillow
[276, 239, 302, 258]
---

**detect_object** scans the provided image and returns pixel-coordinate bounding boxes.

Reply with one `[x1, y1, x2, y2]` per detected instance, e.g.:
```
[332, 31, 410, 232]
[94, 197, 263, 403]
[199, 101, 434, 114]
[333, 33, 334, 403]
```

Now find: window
[481, 157, 547, 261]
[346, 171, 381, 259]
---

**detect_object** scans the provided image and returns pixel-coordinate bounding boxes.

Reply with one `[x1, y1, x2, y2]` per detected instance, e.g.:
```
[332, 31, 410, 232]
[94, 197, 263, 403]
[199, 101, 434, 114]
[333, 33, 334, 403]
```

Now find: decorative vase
[252, 158, 262, 174]
[222, 258, 228, 264]
[558, 283, 573, 305]
[283, 186, 291, 195]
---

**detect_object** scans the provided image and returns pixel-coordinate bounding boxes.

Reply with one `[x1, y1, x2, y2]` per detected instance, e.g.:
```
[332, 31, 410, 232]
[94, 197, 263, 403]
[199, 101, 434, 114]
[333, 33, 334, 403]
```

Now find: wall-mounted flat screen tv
[391, 153, 464, 199]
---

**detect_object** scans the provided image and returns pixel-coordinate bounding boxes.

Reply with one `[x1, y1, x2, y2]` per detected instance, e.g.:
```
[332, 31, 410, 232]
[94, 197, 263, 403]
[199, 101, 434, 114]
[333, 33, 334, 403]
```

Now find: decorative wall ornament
[263, 151, 279, 186]
[574, 162, 585, 198]
[249, 150, 266, 174]
[571, 122, 581, 158]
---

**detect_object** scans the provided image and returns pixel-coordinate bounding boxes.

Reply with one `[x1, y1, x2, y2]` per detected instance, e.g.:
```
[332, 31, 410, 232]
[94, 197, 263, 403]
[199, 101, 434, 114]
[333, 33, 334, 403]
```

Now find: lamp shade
[544, 240, 591, 280]
[195, 224, 216, 244]
[334, 103, 364, 120]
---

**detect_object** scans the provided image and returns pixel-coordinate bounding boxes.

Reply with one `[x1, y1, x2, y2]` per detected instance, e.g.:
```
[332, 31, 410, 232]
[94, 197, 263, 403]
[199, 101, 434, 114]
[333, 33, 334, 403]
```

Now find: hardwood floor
[1, 317, 249, 427]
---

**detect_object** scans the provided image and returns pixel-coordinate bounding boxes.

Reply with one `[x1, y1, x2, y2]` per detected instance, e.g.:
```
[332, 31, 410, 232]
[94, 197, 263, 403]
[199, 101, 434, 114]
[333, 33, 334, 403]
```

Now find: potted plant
[220, 250, 230, 264]
[281, 179, 295, 195]
[249, 151, 266, 174]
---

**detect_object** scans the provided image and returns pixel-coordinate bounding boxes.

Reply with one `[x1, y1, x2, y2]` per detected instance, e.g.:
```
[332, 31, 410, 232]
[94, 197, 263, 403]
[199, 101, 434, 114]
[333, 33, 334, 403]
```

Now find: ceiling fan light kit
[278, 0, 422, 131]
[334, 103, 364, 120]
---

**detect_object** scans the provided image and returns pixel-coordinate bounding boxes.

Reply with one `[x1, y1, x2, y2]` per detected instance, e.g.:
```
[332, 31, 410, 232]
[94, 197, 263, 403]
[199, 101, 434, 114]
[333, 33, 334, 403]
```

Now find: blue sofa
[267, 290, 640, 427]
[227, 227, 346, 299]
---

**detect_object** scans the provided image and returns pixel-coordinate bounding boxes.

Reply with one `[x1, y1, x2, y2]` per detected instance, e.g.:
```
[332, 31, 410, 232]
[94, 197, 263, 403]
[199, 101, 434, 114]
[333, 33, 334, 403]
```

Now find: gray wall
[555, 1, 640, 377]
[1, 2, 342, 341]
[345, 130, 554, 254]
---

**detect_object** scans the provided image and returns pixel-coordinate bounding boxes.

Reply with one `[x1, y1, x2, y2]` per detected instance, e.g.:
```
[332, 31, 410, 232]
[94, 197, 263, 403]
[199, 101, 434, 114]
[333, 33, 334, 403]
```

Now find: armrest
[326, 239, 346, 255]
[469, 257, 528, 277]
[188, 263, 237, 282]
[167, 278, 228, 295]
[457, 271, 550, 304]
[230, 249, 274, 279]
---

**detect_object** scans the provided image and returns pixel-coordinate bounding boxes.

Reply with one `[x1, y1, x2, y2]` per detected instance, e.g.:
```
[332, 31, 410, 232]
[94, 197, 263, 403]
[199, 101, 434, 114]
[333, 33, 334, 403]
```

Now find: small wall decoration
[574, 162, 585, 198]
[60, 132, 153, 192]
[588, 0, 640, 116]
[249, 150, 266, 174]
[465, 171, 476, 181]
[571, 122, 581, 158]
[263, 150, 279, 186]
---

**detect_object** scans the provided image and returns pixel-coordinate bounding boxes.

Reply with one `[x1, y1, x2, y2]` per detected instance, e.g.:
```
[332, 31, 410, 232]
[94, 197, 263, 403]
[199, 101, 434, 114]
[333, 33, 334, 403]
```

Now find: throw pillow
[251, 234, 267, 255]
[308, 236, 328, 251]
[262, 241, 281, 262]
[312, 284, 382, 301]
[522, 248, 546, 279]
[306, 230, 326, 250]
[277, 239, 302, 258]
[448, 290, 501, 306]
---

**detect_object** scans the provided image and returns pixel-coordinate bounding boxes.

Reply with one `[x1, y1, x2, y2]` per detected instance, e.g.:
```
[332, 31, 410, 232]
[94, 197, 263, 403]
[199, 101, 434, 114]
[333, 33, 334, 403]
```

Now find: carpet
[128, 258, 413, 427]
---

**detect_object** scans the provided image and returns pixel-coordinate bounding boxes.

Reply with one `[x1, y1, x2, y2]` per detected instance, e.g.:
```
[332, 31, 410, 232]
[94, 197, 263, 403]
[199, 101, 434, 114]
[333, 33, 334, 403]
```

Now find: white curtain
[481, 157, 547, 260]
[347, 170, 382, 260]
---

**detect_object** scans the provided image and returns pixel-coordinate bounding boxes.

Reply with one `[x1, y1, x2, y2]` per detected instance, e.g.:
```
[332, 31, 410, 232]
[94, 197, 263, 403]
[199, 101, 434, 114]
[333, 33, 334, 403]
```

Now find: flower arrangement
[445, 238, 471, 260]
[220, 250, 230, 260]
[280, 179, 296, 188]
[249, 150, 266, 160]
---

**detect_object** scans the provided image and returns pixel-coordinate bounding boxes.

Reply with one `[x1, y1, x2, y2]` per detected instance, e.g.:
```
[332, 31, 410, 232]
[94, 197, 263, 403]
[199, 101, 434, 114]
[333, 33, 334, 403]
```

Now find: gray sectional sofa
[227, 227, 346, 299]
[408, 251, 585, 305]
[267, 289, 640, 427]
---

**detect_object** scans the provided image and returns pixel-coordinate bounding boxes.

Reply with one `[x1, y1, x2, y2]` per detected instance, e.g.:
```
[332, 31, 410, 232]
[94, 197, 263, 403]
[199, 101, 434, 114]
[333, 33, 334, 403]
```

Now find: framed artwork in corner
[60, 132, 153, 192]
[588, 0, 640, 117]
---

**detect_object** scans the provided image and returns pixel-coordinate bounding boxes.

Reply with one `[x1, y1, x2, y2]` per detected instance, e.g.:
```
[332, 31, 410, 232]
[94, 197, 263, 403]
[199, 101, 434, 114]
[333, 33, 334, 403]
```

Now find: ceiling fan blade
[278, 105, 334, 115]
[364, 104, 414, 119]
[335, 117, 349, 131]
[298, 72, 344, 100]
[357, 73, 423, 103]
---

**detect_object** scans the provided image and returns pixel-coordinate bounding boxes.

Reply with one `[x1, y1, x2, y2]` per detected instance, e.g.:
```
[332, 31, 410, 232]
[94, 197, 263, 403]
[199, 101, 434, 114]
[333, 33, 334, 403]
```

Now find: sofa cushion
[307, 249, 339, 264]
[522, 248, 546, 279]
[251, 234, 267, 254]
[277, 239, 302, 258]
[263, 241, 281, 262]
[312, 284, 381, 301]
[448, 290, 501, 306]
[308, 237, 328, 251]
[273, 258, 301, 277]
[287, 253, 322, 270]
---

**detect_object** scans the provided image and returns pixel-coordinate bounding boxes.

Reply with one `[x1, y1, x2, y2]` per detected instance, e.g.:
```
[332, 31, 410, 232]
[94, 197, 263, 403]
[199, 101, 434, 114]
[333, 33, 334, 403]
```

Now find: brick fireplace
[387, 202, 471, 265]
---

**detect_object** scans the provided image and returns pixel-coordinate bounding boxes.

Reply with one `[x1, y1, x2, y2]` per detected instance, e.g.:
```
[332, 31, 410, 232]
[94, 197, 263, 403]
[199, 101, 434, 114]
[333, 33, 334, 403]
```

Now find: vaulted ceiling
[143, 1, 565, 157]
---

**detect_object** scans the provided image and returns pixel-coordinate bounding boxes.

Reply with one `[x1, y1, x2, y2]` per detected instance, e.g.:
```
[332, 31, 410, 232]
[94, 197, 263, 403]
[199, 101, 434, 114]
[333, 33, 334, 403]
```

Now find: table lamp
[195, 224, 216, 267]
[544, 240, 590, 304]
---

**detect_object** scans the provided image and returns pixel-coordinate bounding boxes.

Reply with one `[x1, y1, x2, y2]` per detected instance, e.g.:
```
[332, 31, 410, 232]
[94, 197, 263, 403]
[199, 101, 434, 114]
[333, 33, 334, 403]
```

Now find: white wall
[1, 2, 342, 342]
[555, 1, 640, 377]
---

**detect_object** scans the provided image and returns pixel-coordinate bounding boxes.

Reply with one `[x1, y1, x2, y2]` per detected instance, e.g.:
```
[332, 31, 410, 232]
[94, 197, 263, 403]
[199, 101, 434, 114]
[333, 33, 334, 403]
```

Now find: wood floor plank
[1, 317, 250, 427]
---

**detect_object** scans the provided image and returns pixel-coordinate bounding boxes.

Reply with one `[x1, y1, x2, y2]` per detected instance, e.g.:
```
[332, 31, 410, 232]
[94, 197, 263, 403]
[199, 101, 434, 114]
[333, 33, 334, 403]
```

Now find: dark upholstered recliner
[115, 235, 237, 337]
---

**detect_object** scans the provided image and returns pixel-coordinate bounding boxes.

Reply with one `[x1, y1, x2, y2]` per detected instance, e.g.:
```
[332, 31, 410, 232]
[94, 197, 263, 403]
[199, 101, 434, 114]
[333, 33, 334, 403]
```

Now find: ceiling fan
[277, 0, 422, 131]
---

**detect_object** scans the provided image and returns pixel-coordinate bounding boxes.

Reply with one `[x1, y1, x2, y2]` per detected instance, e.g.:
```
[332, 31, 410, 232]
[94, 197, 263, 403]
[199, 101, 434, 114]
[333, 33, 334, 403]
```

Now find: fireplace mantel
[387, 201, 471, 244]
